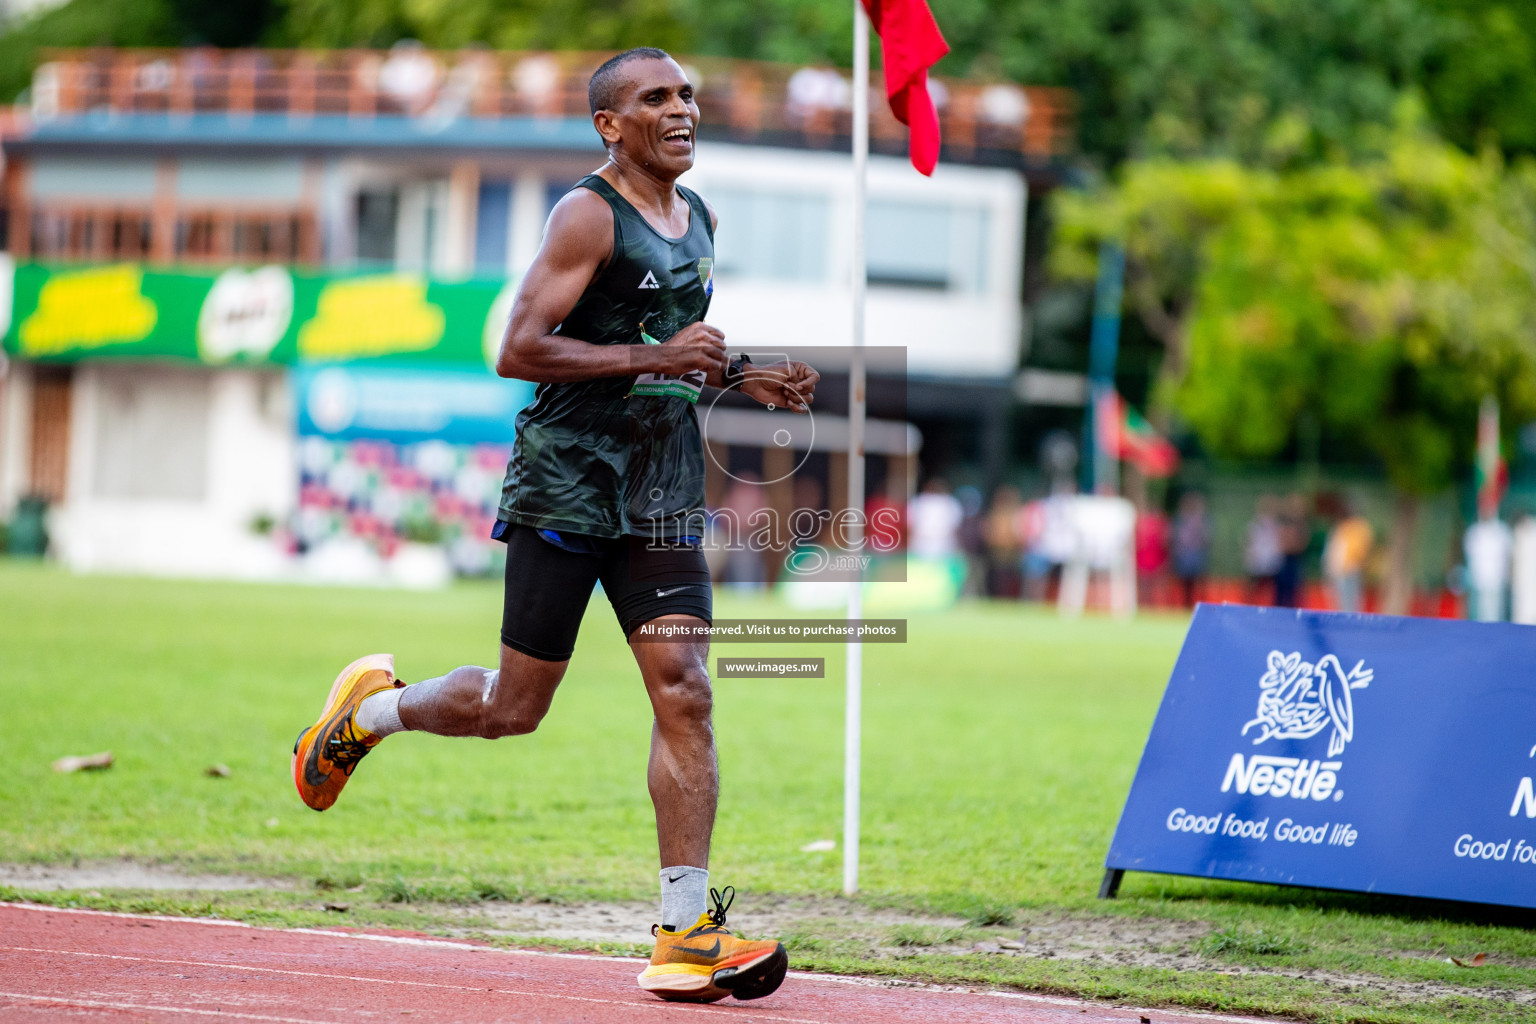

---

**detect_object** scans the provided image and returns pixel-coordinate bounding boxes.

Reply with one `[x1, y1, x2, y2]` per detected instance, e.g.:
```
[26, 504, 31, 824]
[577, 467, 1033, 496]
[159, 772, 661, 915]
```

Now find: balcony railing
[27, 47, 1073, 164]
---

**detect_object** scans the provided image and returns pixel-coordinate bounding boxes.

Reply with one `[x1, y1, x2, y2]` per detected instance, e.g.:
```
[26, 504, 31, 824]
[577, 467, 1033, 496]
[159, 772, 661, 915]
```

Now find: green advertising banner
[0, 260, 517, 369]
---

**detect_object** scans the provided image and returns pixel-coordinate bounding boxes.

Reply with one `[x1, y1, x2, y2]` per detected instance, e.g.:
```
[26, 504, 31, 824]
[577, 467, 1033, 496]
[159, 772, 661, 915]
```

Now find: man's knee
[476, 670, 549, 738]
[480, 699, 545, 738]
[651, 665, 713, 725]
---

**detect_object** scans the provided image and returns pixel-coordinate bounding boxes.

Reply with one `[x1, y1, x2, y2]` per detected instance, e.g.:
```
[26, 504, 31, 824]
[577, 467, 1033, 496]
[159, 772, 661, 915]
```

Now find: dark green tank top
[498, 174, 714, 539]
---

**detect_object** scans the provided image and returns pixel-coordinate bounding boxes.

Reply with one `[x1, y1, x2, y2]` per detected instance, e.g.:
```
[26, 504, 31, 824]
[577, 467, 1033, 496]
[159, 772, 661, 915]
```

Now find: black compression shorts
[494, 523, 712, 662]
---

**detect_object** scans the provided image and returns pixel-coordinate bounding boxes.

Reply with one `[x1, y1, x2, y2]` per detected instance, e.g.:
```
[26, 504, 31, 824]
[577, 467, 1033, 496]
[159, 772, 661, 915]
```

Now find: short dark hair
[588, 47, 674, 116]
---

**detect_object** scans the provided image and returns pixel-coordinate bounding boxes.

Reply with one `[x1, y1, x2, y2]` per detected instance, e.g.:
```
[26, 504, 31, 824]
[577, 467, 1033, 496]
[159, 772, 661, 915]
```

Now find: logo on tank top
[696, 257, 713, 297]
[638, 270, 661, 290]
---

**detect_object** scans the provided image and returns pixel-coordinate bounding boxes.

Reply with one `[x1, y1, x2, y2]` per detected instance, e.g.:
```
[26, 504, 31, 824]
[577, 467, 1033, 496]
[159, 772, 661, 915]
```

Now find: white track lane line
[2, 902, 1276, 1024]
[0, 947, 823, 1024]
[0, 990, 349, 1024]
[0, 901, 640, 961]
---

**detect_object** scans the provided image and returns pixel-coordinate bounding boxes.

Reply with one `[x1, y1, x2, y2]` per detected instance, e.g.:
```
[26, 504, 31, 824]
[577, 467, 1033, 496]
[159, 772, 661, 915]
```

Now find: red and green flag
[1095, 389, 1179, 479]
[1475, 395, 1507, 520]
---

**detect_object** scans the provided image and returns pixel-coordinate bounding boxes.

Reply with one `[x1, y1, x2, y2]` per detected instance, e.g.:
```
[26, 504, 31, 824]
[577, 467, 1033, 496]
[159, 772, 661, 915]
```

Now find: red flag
[861, 0, 949, 175]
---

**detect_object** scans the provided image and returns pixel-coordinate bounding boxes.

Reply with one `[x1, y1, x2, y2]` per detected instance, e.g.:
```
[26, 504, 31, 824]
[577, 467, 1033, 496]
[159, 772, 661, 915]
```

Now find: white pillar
[509, 171, 548, 275]
[0, 360, 32, 514]
[844, 0, 869, 898]
[442, 160, 480, 276]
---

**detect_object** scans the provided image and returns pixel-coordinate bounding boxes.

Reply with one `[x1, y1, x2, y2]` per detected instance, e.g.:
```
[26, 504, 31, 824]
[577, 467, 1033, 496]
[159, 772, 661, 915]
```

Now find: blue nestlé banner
[1106, 604, 1536, 909]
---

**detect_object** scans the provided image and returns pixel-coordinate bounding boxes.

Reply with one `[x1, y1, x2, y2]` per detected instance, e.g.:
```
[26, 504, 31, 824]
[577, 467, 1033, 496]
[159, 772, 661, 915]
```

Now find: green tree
[1175, 124, 1536, 609]
[1050, 159, 1264, 426]
[939, 0, 1441, 166]
[0, 0, 278, 103]
[1421, 0, 1536, 158]
[277, 0, 694, 52]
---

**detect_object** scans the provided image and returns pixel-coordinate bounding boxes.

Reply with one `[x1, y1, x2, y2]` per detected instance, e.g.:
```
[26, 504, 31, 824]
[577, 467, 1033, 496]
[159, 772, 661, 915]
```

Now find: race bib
[629, 370, 707, 402]
[629, 326, 705, 402]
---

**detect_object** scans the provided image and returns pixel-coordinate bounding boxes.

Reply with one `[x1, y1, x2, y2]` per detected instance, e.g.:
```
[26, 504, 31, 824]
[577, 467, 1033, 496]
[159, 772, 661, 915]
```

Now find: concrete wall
[51, 363, 295, 578]
[0, 361, 30, 515]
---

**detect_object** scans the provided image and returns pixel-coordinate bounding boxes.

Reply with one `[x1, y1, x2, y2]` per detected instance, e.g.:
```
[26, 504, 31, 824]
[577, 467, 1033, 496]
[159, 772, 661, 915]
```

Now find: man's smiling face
[597, 57, 700, 176]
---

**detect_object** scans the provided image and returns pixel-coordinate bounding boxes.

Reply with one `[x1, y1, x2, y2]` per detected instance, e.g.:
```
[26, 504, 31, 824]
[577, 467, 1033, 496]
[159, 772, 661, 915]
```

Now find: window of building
[30, 207, 154, 261]
[176, 209, 316, 263]
[29, 205, 316, 263]
[355, 189, 399, 264]
[707, 189, 829, 283]
[394, 181, 447, 273]
[475, 181, 511, 274]
[866, 201, 989, 293]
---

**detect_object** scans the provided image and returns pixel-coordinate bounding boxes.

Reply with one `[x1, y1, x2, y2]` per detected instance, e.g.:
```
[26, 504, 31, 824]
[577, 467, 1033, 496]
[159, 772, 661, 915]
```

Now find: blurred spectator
[1323, 503, 1373, 612]
[379, 40, 440, 114]
[1171, 492, 1210, 607]
[1243, 496, 1284, 604]
[908, 478, 962, 559]
[866, 475, 907, 552]
[954, 485, 987, 597]
[1512, 514, 1536, 625]
[778, 475, 829, 579]
[1025, 493, 1078, 601]
[787, 67, 850, 112]
[1018, 497, 1047, 600]
[1465, 516, 1512, 622]
[1274, 493, 1310, 607]
[1134, 504, 1170, 605]
[984, 485, 1023, 597]
[792, 475, 827, 542]
[721, 471, 767, 587]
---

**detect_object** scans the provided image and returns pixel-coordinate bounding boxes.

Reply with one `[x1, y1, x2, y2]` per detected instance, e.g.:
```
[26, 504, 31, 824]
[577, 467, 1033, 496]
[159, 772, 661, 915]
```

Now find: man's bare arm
[496, 190, 726, 383]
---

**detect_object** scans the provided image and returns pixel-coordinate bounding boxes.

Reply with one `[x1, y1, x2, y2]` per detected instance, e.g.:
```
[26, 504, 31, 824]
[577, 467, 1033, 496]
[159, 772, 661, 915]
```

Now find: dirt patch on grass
[995, 909, 1213, 961]
[0, 861, 291, 893]
[442, 894, 977, 947]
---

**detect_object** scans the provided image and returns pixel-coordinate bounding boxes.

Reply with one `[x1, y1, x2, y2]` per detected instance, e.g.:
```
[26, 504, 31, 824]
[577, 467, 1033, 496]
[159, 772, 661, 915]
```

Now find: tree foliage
[1051, 158, 1260, 415]
[1176, 121, 1536, 498]
[0, 0, 278, 103]
[278, 0, 697, 53]
[1052, 115, 1536, 487]
[1421, 0, 1536, 157]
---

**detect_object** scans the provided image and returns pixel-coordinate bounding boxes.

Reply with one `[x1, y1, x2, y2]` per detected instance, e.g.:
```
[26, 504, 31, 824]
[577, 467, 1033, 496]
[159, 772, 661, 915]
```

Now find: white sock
[354, 687, 407, 738]
[659, 866, 709, 931]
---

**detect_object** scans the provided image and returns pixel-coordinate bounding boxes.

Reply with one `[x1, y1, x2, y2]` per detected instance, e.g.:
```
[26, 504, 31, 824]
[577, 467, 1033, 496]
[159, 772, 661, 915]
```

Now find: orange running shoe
[637, 887, 788, 1003]
[292, 653, 402, 812]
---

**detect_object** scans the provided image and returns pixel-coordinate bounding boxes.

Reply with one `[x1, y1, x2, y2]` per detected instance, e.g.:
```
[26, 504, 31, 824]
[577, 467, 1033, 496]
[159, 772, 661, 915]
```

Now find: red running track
[0, 903, 1270, 1024]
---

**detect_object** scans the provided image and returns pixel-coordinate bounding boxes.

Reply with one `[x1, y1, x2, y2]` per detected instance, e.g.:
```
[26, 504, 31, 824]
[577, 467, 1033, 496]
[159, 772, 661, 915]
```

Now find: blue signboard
[1106, 604, 1536, 909]
[295, 364, 534, 444]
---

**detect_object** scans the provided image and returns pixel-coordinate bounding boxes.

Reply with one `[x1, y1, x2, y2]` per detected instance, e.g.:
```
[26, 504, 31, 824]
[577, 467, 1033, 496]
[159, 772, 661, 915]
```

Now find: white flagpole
[844, 0, 869, 897]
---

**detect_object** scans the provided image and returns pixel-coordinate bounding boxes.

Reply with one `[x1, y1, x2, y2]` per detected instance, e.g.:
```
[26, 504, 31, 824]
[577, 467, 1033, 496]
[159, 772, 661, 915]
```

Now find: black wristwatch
[723, 353, 751, 387]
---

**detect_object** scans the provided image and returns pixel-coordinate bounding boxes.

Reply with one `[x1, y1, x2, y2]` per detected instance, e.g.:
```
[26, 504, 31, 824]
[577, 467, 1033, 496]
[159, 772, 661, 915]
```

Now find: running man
[291, 48, 819, 1004]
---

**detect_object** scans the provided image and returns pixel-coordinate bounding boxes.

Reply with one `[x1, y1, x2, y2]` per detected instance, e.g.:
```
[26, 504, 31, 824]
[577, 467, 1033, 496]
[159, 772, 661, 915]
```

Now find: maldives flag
[861, 0, 949, 175]
[1475, 395, 1507, 520]
[1095, 390, 1180, 479]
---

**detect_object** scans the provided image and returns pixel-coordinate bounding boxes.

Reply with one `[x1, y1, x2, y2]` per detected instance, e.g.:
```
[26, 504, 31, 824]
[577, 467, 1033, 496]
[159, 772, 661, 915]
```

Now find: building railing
[28, 47, 1073, 163]
[23, 204, 319, 265]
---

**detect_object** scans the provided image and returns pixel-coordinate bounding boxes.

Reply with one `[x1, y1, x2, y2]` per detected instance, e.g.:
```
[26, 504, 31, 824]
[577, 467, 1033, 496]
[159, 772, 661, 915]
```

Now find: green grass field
[2, 560, 1534, 1022]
